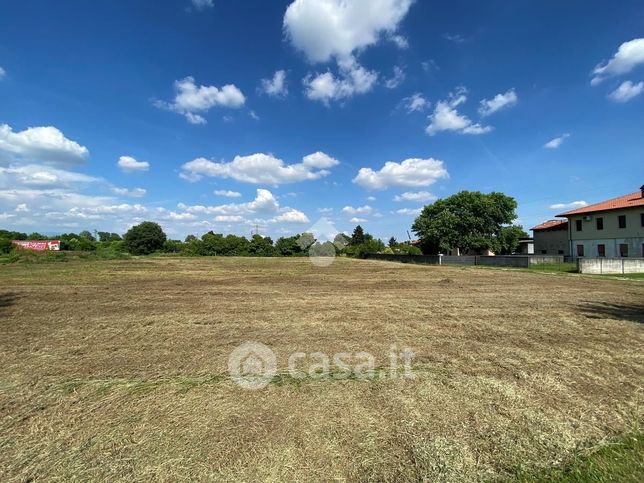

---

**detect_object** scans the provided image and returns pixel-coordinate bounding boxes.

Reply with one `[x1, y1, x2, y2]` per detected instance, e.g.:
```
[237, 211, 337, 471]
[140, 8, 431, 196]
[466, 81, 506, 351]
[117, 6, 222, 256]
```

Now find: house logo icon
[228, 341, 277, 390]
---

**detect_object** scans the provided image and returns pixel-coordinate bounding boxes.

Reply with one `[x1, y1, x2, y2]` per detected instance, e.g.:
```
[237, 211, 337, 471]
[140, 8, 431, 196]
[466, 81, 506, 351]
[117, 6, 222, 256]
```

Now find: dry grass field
[0, 257, 643, 481]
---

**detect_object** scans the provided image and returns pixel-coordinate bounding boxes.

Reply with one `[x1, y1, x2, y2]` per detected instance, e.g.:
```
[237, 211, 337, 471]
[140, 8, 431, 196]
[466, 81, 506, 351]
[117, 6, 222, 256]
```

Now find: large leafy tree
[123, 221, 167, 255]
[412, 191, 518, 254]
[498, 225, 528, 255]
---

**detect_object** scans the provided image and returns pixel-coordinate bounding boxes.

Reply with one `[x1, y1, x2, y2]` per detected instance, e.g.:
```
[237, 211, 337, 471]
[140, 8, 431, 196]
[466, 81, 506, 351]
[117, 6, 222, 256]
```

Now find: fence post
[439, 254, 442, 265]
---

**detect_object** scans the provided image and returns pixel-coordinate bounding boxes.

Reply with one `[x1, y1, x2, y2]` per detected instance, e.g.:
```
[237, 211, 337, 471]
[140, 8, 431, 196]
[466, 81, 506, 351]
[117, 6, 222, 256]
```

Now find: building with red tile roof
[556, 185, 644, 259]
[531, 220, 569, 256]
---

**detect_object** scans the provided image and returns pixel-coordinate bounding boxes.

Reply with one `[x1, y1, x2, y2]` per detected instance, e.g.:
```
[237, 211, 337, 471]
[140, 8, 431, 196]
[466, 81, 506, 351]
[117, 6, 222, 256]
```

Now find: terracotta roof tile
[531, 219, 568, 231]
[557, 191, 644, 217]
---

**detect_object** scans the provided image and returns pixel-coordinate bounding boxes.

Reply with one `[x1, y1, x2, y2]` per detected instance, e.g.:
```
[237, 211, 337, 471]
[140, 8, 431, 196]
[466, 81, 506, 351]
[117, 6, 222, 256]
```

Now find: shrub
[0, 237, 13, 254]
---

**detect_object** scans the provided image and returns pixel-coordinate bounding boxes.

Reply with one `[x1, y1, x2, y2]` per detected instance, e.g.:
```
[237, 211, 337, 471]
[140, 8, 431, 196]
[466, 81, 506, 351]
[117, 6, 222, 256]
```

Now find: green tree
[412, 191, 518, 254]
[248, 234, 276, 256]
[79, 230, 96, 242]
[388, 236, 397, 248]
[98, 232, 122, 242]
[123, 221, 167, 255]
[0, 237, 13, 254]
[350, 225, 366, 245]
[275, 235, 305, 256]
[498, 225, 528, 255]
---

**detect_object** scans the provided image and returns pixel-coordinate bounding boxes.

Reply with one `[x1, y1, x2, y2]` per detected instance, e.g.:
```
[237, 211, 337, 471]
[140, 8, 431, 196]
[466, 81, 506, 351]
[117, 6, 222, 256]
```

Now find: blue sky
[0, 0, 643, 241]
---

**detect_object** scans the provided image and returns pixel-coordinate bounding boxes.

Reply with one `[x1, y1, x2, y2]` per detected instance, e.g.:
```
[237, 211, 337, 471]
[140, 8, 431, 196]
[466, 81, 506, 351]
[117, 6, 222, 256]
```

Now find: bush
[123, 221, 167, 255]
[0, 237, 13, 254]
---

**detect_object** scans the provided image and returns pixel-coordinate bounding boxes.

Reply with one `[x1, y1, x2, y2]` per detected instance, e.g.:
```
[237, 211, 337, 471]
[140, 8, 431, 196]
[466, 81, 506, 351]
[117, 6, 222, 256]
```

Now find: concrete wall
[578, 257, 644, 274]
[366, 254, 564, 268]
[568, 207, 644, 259]
[533, 228, 569, 256]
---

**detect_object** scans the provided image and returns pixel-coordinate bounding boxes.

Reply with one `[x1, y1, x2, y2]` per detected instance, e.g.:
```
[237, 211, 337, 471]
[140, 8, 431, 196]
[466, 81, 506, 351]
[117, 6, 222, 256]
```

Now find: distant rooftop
[531, 219, 568, 231]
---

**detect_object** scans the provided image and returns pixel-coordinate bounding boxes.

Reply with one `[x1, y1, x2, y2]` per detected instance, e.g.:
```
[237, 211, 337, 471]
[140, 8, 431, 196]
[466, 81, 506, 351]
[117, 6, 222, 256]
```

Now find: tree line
[1, 190, 528, 258]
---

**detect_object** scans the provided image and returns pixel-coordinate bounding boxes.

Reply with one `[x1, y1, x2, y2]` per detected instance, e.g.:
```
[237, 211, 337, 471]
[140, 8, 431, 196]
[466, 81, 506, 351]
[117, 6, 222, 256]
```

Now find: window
[596, 217, 603, 230]
[541, 249, 547, 254]
[576, 219, 582, 231]
[618, 215, 626, 228]
[597, 244, 605, 257]
[577, 244, 584, 257]
[558, 250, 564, 255]
[619, 244, 628, 257]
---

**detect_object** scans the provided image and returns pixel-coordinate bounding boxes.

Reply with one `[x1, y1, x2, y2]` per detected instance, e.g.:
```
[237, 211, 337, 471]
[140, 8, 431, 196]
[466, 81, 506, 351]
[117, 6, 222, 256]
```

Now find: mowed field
[0, 257, 643, 481]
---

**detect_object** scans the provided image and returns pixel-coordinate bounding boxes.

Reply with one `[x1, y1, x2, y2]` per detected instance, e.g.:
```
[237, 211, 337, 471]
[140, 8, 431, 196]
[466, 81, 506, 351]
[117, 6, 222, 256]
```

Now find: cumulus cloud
[394, 191, 436, 202]
[0, 67, 5, 79]
[0, 124, 89, 167]
[283, 0, 413, 63]
[549, 200, 588, 210]
[353, 157, 448, 190]
[591, 38, 644, 85]
[426, 88, 492, 136]
[180, 151, 339, 185]
[214, 189, 242, 198]
[544, 133, 570, 149]
[155, 76, 245, 124]
[304, 57, 377, 104]
[384, 66, 405, 89]
[342, 205, 373, 215]
[15, 203, 29, 212]
[401, 93, 429, 112]
[272, 209, 309, 224]
[478, 89, 518, 116]
[111, 187, 147, 198]
[260, 70, 288, 97]
[443, 33, 466, 43]
[349, 217, 368, 223]
[118, 156, 150, 172]
[608, 80, 644, 102]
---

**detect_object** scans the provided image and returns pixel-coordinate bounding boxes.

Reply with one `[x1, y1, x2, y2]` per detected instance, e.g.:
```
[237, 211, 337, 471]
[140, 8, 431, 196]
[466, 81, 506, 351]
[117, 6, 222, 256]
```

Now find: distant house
[531, 220, 569, 256]
[557, 185, 644, 259]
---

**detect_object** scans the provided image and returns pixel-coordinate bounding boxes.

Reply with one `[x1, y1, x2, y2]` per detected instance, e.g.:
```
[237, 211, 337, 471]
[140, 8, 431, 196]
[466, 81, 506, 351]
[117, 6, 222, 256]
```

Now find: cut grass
[511, 432, 643, 482]
[0, 257, 642, 481]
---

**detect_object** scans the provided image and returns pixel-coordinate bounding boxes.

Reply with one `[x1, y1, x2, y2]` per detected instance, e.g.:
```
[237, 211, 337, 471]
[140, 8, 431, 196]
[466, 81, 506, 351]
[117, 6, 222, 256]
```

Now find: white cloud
[394, 191, 436, 202]
[155, 76, 245, 124]
[214, 189, 242, 198]
[283, 0, 413, 63]
[389, 34, 408, 49]
[272, 209, 309, 224]
[318, 207, 333, 214]
[478, 89, 518, 116]
[342, 205, 373, 215]
[353, 157, 448, 190]
[0, 124, 89, 167]
[0, 212, 15, 220]
[304, 57, 377, 104]
[181, 151, 339, 185]
[426, 88, 492, 136]
[260, 70, 288, 97]
[111, 187, 147, 198]
[608, 80, 644, 102]
[591, 38, 644, 85]
[443, 33, 465, 43]
[15, 203, 29, 212]
[366, 196, 376, 201]
[249, 110, 260, 120]
[544, 133, 570, 149]
[549, 200, 588, 210]
[0, 67, 5, 79]
[214, 215, 244, 223]
[384, 66, 405, 89]
[350, 217, 368, 223]
[191, 0, 213, 9]
[0, 164, 99, 189]
[402, 93, 429, 112]
[395, 207, 422, 215]
[118, 156, 150, 172]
